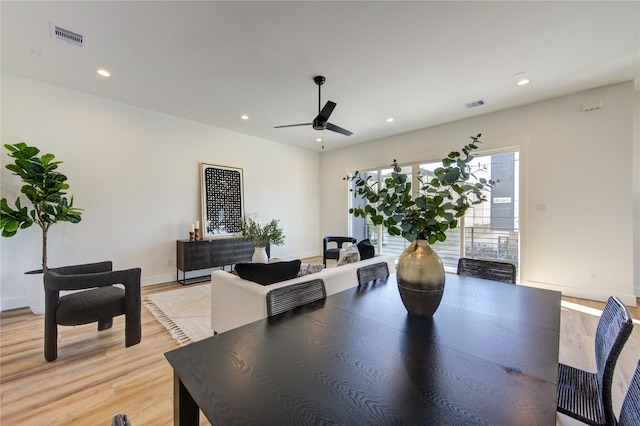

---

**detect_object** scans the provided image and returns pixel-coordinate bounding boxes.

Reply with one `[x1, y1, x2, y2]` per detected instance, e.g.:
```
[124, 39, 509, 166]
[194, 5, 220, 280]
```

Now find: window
[349, 150, 519, 279]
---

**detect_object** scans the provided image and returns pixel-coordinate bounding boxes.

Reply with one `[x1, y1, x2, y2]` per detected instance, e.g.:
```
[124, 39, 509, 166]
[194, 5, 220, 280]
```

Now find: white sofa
[211, 255, 396, 334]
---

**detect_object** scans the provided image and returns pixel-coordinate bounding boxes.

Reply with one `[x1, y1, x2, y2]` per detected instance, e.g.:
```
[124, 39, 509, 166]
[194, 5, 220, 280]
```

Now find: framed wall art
[200, 163, 244, 239]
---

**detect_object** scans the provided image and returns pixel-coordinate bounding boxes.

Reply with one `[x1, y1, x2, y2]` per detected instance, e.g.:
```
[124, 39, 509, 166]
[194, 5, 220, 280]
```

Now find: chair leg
[44, 321, 58, 362]
[125, 311, 142, 347]
[98, 318, 113, 331]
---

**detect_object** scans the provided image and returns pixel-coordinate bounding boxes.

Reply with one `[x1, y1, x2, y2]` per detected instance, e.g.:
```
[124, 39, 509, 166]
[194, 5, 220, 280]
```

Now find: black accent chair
[44, 261, 142, 361]
[456, 258, 516, 284]
[619, 359, 640, 426]
[323, 236, 356, 266]
[556, 296, 634, 425]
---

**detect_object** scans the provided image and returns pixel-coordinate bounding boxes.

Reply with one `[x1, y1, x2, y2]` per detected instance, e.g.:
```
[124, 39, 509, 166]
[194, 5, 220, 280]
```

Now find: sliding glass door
[348, 150, 519, 278]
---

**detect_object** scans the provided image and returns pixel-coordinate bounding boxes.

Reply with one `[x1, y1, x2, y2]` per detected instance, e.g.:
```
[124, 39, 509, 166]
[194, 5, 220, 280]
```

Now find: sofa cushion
[297, 263, 324, 277]
[234, 260, 302, 285]
[357, 239, 375, 260]
[337, 244, 360, 266]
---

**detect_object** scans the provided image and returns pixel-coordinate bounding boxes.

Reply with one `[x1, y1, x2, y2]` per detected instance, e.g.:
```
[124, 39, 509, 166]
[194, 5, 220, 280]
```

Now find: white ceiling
[2, 1, 639, 151]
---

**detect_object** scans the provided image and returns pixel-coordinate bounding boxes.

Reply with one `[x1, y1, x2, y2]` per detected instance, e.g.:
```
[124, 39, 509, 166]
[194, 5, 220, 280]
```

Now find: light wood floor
[1, 267, 638, 425]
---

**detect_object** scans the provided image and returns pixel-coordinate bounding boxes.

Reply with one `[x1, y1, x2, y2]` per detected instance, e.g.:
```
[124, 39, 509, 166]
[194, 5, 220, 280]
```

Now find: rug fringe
[143, 297, 193, 346]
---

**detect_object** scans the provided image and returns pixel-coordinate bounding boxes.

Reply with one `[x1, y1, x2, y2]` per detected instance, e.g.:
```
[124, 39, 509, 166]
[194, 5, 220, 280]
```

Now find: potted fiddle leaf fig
[1, 142, 82, 313]
[348, 134, 496, 318]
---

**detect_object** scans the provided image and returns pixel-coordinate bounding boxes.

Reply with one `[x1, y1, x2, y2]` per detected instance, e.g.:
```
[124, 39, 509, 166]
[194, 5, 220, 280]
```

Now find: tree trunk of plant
[42, 226, 48, 273]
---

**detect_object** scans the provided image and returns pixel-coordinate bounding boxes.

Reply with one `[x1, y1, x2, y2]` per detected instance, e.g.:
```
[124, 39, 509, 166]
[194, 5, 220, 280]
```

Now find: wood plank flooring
[1, 267, 638, 425]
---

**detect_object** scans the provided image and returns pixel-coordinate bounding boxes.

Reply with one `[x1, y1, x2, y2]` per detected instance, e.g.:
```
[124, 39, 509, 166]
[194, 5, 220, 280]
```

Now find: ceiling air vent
[49, 23, 84, 47]
[464, 99, 486, 109]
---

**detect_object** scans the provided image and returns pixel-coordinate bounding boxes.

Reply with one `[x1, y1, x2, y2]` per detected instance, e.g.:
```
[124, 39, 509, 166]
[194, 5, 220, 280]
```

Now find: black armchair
[323, 236, 356, 266]
[44, 261, 142, 361]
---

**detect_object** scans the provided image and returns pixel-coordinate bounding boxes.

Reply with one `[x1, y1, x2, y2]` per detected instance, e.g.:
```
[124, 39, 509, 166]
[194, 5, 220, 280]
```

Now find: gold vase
[396, 239, 445, 318]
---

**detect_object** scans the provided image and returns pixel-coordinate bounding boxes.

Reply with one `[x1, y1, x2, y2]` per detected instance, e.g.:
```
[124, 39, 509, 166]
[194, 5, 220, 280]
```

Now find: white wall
[320, 81, 638, 305]
[1, 73, 320, 310]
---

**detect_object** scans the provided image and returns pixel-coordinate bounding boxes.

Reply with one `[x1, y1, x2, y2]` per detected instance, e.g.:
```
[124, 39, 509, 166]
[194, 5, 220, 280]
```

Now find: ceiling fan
[274, 76, 353, 136]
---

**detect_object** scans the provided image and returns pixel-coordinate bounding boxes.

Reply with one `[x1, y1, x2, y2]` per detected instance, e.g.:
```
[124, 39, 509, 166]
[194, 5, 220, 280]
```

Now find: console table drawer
[177, 241, 212, 271]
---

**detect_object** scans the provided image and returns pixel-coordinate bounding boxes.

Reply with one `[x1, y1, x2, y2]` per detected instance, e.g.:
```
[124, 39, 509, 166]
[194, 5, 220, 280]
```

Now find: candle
[190, 224, 195, 232]
[195, 220, 200, 229]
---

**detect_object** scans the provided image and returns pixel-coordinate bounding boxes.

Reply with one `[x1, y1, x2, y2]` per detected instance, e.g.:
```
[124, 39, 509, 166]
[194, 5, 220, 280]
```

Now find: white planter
[24, 270, 45, 315]
[252, 246, 269, 263]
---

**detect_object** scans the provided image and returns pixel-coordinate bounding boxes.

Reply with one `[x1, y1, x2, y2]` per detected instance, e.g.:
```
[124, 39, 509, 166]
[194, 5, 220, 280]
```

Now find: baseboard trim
[525, 280, 637, 306]
[1, 296, 28, 312]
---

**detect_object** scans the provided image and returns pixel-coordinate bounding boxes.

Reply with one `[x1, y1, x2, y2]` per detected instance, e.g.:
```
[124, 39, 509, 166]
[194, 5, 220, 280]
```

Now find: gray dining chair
[556, 296, 634, 426]
[456, 258, 516, 284]
[266, 279, 326, 317]
[357, 262, 389, 285]
[618, 359, 640, 426]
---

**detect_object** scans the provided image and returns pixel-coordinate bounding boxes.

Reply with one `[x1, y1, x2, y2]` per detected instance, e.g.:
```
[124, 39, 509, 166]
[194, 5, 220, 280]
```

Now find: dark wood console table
[175, 238, 269, 284]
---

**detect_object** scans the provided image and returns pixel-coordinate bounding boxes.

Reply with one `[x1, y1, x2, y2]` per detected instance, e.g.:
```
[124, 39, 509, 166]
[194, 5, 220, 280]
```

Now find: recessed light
[96, 69, 111, 78]
[316, 138, 322, 142]
[386, 117, 395, 123]
[241, 114, 249, 120]
[514, 72, 530, 86]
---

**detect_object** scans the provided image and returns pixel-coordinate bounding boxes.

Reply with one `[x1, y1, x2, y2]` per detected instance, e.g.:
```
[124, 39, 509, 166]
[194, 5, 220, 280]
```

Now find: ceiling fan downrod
[314, 75, 325, 114]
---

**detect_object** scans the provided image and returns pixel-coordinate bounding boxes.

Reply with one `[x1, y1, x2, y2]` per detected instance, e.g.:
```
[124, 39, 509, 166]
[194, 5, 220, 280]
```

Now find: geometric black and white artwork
[200, 163, 244, 238]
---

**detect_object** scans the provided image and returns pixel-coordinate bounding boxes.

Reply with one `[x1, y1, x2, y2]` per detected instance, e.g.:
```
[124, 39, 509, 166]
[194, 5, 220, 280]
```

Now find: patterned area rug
[143, 283, 213, 345]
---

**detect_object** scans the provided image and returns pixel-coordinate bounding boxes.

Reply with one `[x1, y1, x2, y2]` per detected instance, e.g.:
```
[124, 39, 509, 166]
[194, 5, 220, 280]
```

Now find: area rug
[143, 284, 213, 345]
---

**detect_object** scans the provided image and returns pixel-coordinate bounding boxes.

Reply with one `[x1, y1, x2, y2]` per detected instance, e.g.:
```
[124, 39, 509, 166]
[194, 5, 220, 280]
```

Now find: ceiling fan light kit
[275, 75, 353, 137]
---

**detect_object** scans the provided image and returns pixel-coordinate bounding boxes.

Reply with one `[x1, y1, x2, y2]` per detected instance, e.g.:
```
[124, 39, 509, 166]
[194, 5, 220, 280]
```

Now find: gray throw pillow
[337, 244, 360, 266]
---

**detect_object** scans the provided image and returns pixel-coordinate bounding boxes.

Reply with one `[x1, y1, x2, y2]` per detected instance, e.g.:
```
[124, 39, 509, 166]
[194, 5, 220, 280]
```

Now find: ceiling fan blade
[317, 101, 336, 122]
[274, 123, 312, 129]
[326, 122, 353, 136]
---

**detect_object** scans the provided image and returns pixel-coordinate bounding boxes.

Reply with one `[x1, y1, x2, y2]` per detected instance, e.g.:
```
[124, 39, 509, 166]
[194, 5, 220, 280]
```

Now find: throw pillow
[234, 260, 302, 285]
[356, 239, 375, 260]
[337, 244, 360, 266]
[297, 263, 324, 277]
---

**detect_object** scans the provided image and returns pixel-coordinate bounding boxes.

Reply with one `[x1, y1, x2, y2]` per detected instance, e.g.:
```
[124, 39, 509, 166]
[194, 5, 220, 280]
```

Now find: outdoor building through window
[349, 150, 520, 280]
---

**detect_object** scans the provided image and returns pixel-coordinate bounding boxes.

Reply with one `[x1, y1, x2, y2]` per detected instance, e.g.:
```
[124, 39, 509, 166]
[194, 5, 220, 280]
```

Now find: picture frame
[200, 163, 244, 239]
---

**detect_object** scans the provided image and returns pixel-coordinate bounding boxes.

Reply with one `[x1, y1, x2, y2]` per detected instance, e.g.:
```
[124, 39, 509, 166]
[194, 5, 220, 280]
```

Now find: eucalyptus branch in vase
[348, 134, 497, 245]
[237, 214, 285, 247]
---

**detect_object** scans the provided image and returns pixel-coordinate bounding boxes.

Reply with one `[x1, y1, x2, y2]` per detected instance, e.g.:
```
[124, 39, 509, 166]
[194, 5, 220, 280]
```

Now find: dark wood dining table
[165, 273, 561, 425]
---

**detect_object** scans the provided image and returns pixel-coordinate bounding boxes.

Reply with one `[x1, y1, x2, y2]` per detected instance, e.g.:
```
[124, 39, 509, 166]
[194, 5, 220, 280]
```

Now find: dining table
[165, 272, 562, 425]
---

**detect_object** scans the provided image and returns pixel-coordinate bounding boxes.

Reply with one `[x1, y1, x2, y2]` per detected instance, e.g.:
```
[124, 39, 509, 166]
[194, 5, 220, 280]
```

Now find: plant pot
[396, 239, 445, 318]
[252, 246, 269, 263]
[24, 270, 45, 315]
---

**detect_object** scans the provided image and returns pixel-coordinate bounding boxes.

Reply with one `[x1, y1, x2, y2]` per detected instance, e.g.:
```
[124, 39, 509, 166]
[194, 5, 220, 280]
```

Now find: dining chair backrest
[456, 258, 516, 284]
[357, 262, 389, 285]
[595, 296, 634, 425]
[618, 360, 640, 426]
[266, 279, 326, 317]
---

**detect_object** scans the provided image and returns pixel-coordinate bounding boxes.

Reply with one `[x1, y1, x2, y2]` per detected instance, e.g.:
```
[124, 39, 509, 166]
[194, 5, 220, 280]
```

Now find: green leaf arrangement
[1, 142, 82, 271]
[348, 134, 496, 245]
[237, 215, 285, 247]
